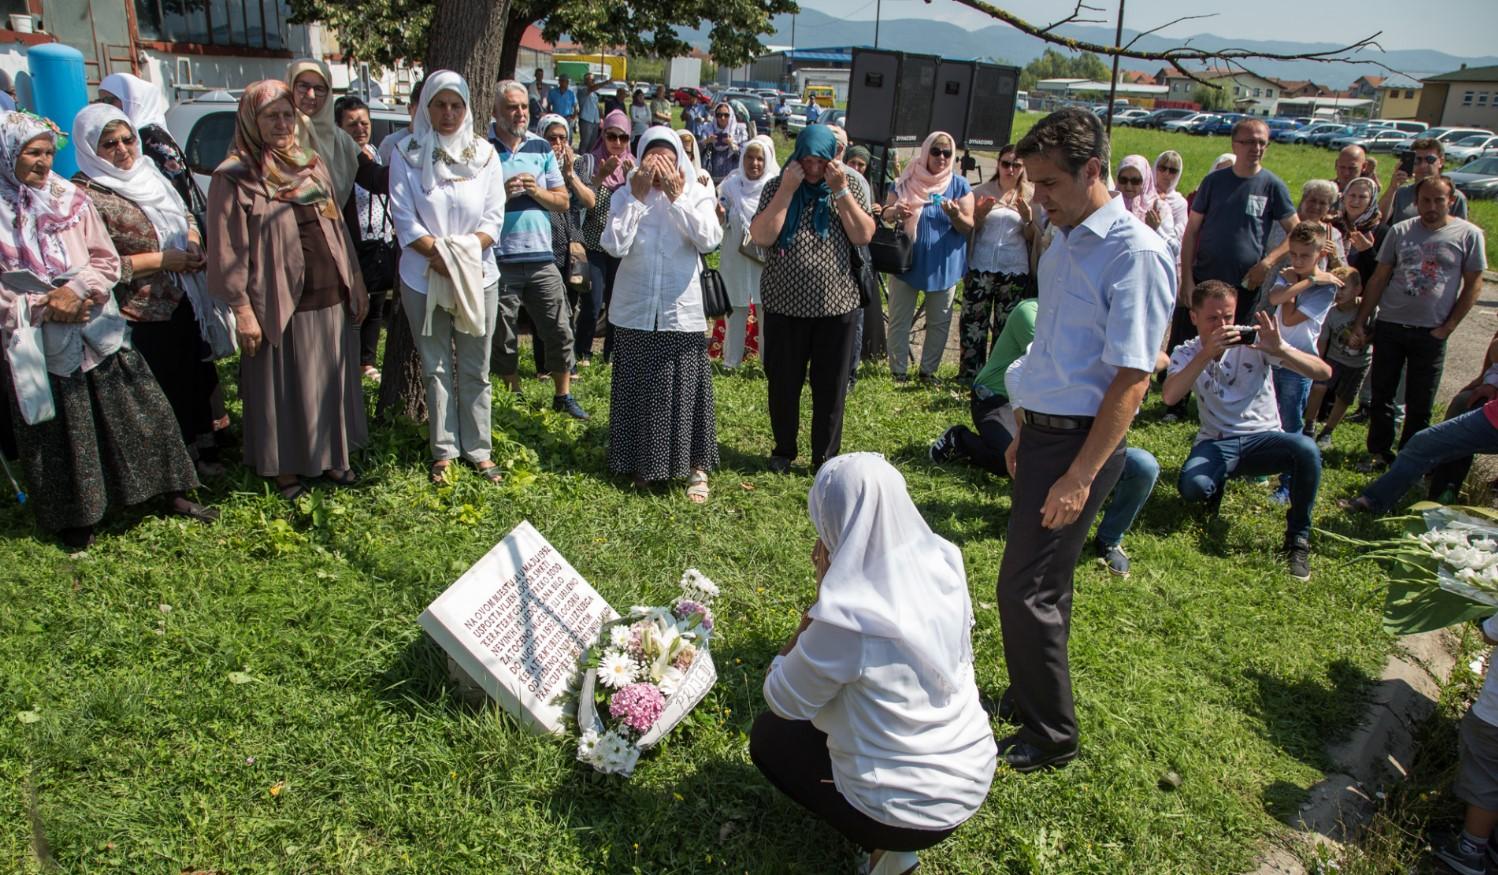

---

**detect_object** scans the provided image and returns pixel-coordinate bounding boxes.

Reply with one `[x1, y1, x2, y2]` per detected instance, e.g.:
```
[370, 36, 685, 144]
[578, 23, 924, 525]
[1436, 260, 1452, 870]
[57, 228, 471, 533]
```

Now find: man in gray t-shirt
[1353, 175, 1487, 465]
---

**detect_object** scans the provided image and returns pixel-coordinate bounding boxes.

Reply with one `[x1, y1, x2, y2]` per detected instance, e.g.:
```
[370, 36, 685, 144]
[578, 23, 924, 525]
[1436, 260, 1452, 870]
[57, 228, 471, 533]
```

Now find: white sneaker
[870, 850, 920, 875]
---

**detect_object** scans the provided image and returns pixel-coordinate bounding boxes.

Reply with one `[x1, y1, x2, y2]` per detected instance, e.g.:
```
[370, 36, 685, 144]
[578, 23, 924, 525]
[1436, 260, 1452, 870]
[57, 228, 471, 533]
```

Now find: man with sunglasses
[1181, 118, 1299, 324]
[1381, 138, 1469, 223]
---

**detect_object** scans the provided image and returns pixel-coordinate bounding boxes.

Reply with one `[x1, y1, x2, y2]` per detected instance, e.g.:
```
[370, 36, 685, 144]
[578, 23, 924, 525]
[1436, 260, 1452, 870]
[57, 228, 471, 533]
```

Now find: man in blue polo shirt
[546, 74, 578, 139]
[490, 79, 588, 419]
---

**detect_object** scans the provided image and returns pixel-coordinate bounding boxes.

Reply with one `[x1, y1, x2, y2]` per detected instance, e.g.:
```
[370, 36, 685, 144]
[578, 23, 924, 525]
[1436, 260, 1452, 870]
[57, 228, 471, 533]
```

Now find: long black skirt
[11, 348, 199, 532]
[128, 296, 219, 454]
[607, 327, 719, 481]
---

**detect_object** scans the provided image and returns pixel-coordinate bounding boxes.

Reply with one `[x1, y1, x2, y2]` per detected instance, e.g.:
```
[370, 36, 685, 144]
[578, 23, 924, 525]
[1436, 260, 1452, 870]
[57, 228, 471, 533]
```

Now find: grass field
[2, 113, 1486, 874]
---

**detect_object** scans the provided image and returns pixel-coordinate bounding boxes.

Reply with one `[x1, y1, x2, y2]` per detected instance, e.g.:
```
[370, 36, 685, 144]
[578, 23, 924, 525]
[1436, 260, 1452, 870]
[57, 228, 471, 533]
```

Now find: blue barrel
[27, 43, 89, 178]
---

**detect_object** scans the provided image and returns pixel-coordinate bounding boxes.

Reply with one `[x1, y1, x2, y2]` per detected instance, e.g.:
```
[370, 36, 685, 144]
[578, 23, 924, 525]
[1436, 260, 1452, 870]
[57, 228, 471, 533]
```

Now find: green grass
[1, 344, 1416, 872]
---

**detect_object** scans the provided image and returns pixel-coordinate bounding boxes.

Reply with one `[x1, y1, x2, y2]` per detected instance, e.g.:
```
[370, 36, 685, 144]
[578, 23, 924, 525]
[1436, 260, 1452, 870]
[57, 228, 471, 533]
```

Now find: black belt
[1022, 410, 1095, 431]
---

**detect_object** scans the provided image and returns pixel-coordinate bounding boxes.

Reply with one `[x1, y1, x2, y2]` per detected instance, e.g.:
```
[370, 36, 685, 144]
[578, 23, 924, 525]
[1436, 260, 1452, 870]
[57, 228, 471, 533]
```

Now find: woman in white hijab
[72, 103, 223, 478]
[601, 126, 723, 501]
[99, 72, 207, 226]
[387, 69, 507, 486]
[752, 453, 997, 875]
[714, 134, 778, 369]
[286, 58, 386, 206]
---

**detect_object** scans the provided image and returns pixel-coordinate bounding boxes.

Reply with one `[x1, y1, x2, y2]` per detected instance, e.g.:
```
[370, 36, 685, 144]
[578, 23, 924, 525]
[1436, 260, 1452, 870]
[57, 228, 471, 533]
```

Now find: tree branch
[1119, 13, 1216, 54]
[1036, 0, 1108, 37]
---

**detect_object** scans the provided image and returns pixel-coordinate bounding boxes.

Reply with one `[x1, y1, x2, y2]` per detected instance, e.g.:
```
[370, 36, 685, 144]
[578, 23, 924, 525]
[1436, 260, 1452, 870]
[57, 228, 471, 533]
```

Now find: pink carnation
[609, 683, 666, 733]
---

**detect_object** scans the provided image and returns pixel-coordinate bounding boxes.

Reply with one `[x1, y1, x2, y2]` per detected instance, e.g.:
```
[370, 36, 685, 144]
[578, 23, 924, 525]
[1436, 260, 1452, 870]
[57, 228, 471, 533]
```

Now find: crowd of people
[2, 67, 1497, 873]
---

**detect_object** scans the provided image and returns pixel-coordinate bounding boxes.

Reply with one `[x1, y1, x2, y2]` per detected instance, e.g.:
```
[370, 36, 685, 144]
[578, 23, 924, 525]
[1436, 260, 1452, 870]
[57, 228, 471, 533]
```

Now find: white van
[1369, 118, 1428, 135]
[1016, 90, 1029, 112]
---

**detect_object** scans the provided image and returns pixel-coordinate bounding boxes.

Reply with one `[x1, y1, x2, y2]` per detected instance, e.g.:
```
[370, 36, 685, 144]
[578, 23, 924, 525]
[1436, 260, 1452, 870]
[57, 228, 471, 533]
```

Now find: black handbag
[869, 224, 914, 275]
[355, 193, 400, 294]
[699, 254, 733, 319]
[849, 242, 877, 310]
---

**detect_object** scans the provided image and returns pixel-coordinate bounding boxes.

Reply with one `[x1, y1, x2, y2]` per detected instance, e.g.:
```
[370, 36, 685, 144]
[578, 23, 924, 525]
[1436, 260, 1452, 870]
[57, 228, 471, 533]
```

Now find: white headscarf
[719, 134, 778, 228]
[72, 104, 192, 249]
[99, 72, 169, 130]
[807, 453, 975, 696]
[629, 125, 695, 195]
[398, 69, 496, 193]
[537, 113, 568, 137]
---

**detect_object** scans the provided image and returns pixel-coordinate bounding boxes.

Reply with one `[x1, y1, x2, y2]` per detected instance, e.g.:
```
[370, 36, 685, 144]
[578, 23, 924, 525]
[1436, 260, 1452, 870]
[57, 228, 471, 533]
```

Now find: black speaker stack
[845, 48, 1019, 151]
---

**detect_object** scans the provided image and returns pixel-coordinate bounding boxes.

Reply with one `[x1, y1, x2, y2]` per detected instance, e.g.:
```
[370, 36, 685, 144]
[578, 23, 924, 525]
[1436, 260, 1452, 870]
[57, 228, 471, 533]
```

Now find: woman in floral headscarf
[1330, 175, 1386, 284]
[206, 80, 368, 501]
[0, 111, 208, 548]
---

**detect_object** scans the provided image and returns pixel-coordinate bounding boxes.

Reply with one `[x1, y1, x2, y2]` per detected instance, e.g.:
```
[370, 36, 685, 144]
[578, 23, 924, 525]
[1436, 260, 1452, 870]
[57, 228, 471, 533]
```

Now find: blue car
[1198, 113, 1246, 136]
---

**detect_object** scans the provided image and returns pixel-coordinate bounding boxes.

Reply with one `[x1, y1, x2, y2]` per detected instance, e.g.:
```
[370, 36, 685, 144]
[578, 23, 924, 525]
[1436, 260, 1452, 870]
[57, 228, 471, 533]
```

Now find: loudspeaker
[846, 49, 936, 146]
[964, 63, 1021, 149]
[930, 60, 975, 145]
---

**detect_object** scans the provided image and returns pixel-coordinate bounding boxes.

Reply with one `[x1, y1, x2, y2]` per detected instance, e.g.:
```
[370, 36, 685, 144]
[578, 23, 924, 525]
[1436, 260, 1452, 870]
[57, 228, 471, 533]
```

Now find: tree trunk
[376, 294, 427, 422]
[496, 9, 534, 80]
[425, 0, 513, 138]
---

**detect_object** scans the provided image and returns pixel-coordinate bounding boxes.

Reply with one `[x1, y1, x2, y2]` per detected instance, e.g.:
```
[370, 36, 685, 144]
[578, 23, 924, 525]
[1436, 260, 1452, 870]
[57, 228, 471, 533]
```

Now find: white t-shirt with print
[1168, 337, 1283, 443]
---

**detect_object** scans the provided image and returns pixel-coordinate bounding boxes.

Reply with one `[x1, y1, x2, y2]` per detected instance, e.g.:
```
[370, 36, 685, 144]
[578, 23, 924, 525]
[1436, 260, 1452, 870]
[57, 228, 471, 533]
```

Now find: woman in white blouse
[962, 142, 1035, 381]
[387, 69, 506, 486]
[601, 126, 723, 502]
[752, 452, 997, 875]
[715, 135, 778, 369]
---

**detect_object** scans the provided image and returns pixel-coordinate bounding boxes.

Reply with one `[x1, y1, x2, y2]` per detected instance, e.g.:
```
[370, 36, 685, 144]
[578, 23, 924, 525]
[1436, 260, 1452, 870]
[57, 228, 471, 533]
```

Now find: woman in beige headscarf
[285, 58, 386, 206]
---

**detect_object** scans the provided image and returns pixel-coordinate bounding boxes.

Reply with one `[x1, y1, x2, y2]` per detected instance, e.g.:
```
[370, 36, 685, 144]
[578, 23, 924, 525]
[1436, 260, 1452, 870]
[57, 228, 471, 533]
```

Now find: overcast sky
[796, 0, 1497, 59]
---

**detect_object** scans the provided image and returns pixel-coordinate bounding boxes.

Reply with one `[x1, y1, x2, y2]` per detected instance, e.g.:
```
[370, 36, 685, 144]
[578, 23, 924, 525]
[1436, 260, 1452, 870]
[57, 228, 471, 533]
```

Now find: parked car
[1198, 113, 1246, 136]
[1162, 112, 1213, 133]
[1307, 125, 1351, 147]
[1282, 122, 1341, 144]
[1139, 108, 1195, 129]
[1448, 156, 1498, 199]
[1113, 108, 1151, 126]
[166, 90, 409, 198]
[672, 85, 713, 108]
[788, 107, 846, 137]
[1339, 129, 1410, 152]
[1446, 134, 1498, 164]
[1265, 118, 1301, 134]
[776, 98, 806, 130]
[1393, 127, 1497, 158]
[1369, 119, 1428, 135]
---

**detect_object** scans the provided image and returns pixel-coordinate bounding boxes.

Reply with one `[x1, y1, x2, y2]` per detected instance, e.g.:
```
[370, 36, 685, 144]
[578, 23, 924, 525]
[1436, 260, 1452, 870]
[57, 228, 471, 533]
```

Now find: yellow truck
[803, 84, 836, 108]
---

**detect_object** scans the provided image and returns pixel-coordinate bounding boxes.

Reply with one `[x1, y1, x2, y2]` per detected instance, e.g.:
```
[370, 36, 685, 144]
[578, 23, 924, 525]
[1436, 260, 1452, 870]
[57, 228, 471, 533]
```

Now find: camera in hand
[1232, 325, 1258, 346]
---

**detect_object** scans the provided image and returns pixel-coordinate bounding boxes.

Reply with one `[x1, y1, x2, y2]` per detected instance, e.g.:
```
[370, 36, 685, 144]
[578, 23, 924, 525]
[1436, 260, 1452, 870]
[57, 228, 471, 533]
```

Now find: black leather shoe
[995, 688, 1022, 724]
[998, 734, 1078, 773]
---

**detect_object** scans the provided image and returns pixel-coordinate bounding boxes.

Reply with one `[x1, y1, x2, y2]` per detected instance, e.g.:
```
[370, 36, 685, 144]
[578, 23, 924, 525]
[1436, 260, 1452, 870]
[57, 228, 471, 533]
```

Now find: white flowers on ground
[679, 567, 720, 602]
[598, 652, 639, 690]
[657, 666, 686, 697]
[608, 624, 633, 650]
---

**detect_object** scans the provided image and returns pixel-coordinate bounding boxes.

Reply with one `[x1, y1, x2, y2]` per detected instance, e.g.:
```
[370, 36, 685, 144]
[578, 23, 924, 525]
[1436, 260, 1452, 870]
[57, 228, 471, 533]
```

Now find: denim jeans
[1362, 405, 1498, 513]
[1368, 321, 1446, 459]
[1272, 365, 1314, 495]
[1095, 447, 1160, 547]
[1179, 430, 1322, 542]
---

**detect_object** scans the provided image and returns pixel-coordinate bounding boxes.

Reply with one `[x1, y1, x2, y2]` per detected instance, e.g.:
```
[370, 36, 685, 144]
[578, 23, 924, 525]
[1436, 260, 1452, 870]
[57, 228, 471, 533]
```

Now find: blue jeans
[1362, 406, 1498, 513]
[1179, 431, 1322, 542]
[1095, 447, 1160, 547]
[1273, 366, 1312, 434]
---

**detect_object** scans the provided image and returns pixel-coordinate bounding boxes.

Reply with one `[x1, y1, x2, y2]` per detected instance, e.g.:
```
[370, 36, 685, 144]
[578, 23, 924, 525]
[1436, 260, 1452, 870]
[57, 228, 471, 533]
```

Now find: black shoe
[1284, 535, 1311, 581]
[553, 393, 589, 420]
[929, 426, 960, 463]
[768, 455, 792, 474]
[998, 734, 1078, 773]
[58, 525, 95, 551]
[995, 688, 1022, 723]
[1095, 540, 1131, 577]
[1347, 407, 1371, 424]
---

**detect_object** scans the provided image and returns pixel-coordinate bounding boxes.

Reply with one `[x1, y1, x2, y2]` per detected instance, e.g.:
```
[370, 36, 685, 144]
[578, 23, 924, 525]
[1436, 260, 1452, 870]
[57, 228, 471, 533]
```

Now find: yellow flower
[269, 781, 284, 797]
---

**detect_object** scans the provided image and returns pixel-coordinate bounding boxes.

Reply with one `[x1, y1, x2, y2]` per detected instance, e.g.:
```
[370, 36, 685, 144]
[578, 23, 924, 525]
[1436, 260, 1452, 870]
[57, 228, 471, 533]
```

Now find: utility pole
[1104, 0, 1125, 133]
[874, 0, 881, 48]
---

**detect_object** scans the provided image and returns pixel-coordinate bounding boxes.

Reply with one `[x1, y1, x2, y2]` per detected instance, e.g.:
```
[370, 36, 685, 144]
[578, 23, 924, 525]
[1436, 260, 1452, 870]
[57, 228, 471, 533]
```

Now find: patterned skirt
[12, 348, 199, 532]
[607, 327, 720, 481]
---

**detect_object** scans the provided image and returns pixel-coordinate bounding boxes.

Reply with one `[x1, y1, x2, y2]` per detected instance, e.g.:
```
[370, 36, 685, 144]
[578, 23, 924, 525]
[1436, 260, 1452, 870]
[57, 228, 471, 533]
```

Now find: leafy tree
[1018, 48, 1110, 92]
[1192, 83, 1230, 111]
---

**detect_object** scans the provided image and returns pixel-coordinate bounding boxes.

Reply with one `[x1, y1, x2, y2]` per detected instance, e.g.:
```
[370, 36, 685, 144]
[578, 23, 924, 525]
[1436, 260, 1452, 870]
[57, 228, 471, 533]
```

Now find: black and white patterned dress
[607, 328, 719, 481]
[756, 176, 869, 318]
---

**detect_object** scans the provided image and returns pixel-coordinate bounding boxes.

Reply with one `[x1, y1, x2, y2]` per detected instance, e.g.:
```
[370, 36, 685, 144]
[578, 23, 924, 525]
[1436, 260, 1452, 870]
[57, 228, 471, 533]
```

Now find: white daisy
[576, 727, 601, 761]
[608, 625, 633, 650]
[679, 568, 720, 602]
[598, 652, 638, 689]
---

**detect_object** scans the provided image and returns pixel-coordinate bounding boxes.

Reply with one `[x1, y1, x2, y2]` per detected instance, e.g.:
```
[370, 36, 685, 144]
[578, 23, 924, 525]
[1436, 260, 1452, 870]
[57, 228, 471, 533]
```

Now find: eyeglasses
[98, 134, 137, 150]
[1116, 176, 1144, 187]
[604, 132, 629, 142]
[1157, 165, 1180, 174]
[545, 134, 568, 143]
[293, 82, 329, 97]
[1232, 138, 1268, 147]
[715, 113, 731, 119]
[929, 147, 953, 159]
[1413, 154, 1440, 165]
[999, 160, 1022, 171]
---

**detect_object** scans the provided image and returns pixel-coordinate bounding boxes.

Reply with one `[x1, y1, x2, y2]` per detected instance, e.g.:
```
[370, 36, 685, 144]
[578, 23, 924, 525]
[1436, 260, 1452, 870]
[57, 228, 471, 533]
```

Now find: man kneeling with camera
[1163, 280, 1332, 581]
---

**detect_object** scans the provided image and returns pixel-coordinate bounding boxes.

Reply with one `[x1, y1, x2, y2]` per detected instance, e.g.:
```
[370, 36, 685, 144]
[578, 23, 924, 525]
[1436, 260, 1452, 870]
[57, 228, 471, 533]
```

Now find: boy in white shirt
[1162, 280, 1332, 580]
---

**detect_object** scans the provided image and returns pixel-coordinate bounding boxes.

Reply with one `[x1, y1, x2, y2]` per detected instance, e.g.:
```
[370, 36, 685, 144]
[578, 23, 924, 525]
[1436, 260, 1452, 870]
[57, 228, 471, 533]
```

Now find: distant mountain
[678, 8, 1498, 88]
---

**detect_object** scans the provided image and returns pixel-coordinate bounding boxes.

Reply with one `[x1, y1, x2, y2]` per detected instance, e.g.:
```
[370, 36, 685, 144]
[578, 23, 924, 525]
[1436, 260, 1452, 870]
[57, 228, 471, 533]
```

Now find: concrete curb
[1248, 628, 1458, 874]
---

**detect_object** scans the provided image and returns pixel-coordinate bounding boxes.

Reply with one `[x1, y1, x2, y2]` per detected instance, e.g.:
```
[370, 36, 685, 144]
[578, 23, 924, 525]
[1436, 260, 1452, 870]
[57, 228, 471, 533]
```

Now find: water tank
[26, 44, 88, 178]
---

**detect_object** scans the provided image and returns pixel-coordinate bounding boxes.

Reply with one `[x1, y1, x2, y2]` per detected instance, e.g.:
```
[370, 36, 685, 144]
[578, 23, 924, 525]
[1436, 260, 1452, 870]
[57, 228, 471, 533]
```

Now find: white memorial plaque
[419, 521, 618, 735]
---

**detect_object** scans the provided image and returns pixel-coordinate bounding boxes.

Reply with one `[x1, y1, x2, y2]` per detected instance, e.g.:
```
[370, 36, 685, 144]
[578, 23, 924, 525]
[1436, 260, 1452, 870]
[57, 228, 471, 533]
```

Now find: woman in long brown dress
[0, 111, 210, 549]
[206, 80, 368, 500]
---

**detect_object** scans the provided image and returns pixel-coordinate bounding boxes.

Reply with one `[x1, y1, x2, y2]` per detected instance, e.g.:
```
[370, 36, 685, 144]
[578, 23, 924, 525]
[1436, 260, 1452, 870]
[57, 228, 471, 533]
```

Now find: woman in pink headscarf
[1113, 154, 1174, 244]
[880, 130, 973, 383]
[580, 109, 635, 363]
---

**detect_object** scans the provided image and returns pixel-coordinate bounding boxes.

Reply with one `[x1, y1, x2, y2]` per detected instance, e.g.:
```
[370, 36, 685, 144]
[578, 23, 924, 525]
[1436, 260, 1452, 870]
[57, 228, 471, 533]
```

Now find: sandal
[686, 469, 710, 504]
[323, 468, 359, 487]
[428, 460, 452, 485]
[475, 461, 504, 484]
[276, 479, 308, 501]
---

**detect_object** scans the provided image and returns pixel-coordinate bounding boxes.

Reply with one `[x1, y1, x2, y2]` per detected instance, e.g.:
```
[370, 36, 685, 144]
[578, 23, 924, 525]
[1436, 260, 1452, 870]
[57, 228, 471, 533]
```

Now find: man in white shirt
[995, 109, 1174, 772]
[1162, 280, 1331, 580]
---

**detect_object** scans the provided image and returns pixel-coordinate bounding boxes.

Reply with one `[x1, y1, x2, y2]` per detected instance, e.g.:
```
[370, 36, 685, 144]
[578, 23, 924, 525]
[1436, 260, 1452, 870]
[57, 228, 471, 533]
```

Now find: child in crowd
[1266, 221, 1342, 503]
[1304, 266, 1369, 449]
[1434, 617, 1498, 875]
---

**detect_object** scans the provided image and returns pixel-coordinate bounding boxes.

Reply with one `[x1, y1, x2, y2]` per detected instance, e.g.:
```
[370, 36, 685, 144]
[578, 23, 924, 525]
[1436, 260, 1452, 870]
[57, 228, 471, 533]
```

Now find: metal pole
[874, 0, 881, 49]
[1104, 0, 1125, 134]
[791, 14, 797, 50]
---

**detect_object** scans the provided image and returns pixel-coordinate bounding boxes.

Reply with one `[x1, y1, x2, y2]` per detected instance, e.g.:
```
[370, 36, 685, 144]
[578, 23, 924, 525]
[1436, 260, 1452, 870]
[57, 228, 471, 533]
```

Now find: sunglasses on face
[1116, 176, 1143, 186]
[1157, 165, 1180, 174]
[1413, 154, 1440, 165]
[604, 132, 629, 142]
[999, 160, 1022, 170]
[545, 134, 568, 143]
[98, 134, 137, 150]
[929, 147, 953, 159]
[715, 113, 731, 119]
